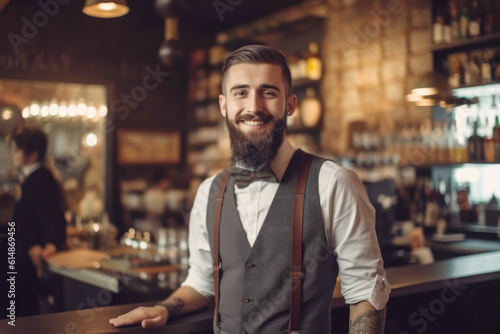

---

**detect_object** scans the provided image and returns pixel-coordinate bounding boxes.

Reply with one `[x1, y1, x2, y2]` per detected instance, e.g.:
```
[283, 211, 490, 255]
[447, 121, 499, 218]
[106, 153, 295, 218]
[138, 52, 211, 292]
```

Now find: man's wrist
[156, 297, 186, 318]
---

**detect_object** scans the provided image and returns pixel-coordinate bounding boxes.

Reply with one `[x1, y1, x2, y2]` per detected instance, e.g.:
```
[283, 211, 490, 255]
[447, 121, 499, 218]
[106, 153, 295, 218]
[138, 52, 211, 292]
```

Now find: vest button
[246, 262, 254, 269]
[243, 297, 250, 303]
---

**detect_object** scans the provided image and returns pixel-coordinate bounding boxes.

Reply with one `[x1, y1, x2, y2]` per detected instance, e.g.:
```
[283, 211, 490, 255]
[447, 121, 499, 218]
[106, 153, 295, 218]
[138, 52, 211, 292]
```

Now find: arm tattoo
[349, 307, 386, 334]
[158, 297, 186, 317]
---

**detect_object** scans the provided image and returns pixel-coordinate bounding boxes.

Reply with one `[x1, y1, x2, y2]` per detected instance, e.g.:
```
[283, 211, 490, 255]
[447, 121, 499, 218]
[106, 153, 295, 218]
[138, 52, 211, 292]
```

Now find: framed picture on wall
[117, 129, 181, 165]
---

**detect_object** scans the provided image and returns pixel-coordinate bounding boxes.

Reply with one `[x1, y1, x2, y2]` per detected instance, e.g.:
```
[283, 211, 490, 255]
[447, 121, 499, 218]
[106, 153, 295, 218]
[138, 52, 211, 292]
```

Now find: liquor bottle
[491, 48, 499, 81]
[481, 50, 492, 83]
[493, 114, 500, 162]
[433, 7, 444, 44]
[459, 1, 470, 40]
[468, 0, 481, 37]
[467, 120, 485, 161]
[483, 0, 494, 34]
[306, 42, 322, 80]
[300, 88, 322, 128]
[450, 1, 460, 41]
[443, 4, 452, 43]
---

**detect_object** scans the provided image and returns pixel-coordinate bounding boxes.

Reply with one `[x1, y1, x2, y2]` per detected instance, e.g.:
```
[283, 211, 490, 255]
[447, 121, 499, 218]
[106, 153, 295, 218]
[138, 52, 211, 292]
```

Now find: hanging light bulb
[83, 0, 129, 18]
[98, 105, 108, 117]
[22, 107, 29, 118]
[30, 102, 40, 116]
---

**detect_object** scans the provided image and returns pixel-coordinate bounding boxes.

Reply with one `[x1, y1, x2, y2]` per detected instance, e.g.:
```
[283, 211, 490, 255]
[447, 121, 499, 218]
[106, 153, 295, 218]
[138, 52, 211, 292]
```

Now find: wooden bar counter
[2, 250, 500, 333]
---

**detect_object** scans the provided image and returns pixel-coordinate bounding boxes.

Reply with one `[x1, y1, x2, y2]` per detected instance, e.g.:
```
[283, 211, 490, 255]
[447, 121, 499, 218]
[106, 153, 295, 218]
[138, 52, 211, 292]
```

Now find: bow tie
[228, 165, 278, 189]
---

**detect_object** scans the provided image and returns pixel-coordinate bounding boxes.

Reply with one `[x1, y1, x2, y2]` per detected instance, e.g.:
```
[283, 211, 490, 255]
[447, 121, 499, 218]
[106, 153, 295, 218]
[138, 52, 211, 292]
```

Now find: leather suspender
[289, 153, 313, 334]
[212, 154, 313, 333]
[213, 171, 230, 331]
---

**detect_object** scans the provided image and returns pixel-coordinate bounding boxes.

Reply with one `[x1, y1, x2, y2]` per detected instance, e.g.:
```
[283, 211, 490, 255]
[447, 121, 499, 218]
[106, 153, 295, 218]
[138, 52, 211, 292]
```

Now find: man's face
[219, 63, 296, 167]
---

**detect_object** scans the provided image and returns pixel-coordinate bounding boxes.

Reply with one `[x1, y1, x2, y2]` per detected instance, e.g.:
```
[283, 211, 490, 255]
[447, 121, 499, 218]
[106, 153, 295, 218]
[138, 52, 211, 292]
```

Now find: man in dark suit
[10, 124, 66, 317]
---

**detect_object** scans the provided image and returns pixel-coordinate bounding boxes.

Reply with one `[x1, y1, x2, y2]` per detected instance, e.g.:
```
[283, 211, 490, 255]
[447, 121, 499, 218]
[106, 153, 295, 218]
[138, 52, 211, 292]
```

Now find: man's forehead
[226, 63, 284, 86]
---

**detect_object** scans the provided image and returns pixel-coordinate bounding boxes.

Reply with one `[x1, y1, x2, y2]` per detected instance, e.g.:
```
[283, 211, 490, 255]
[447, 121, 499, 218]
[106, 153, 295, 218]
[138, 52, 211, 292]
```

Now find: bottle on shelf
[468, 0, 481, 38]
[443, 4, 452, 43]
[306, 42, 322, 80]
[482, 0, 494, 35]
[450, 1, 460, 41]
[493, 114, 500, 162]
[467, 120, 485, 161]
[433, 6, 445, 44]
[299, 87, 322, 128]
[459, 1, 470, 40]
[480, 50, 492, 84]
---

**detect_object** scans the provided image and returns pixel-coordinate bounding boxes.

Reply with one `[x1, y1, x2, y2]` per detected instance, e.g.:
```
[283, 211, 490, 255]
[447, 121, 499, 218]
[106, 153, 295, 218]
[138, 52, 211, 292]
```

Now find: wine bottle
[433, 7, 445, 44]
[450, 1, 460, 41]
[481, 50, 492, 83]
[467, 120, 485, 161]
[468, 0, 481, 37]
[306, 42, 322, 80]
[459, 1, 470, 39]
[493, 114, 500, 162]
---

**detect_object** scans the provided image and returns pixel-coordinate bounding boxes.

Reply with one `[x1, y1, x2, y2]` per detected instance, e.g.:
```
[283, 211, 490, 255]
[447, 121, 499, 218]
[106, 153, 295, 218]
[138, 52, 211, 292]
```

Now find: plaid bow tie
[228, 165, 278, 189]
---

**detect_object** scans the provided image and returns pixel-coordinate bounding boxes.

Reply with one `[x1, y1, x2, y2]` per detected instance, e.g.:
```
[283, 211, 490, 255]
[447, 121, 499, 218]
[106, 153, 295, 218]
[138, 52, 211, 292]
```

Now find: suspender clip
[290, 271, 304, 279]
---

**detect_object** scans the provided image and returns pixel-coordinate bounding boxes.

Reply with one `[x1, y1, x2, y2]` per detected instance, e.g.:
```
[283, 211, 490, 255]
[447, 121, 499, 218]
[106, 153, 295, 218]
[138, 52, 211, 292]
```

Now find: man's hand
[349, 301, 386, 334]
[109, 286, 208, 329]
[109, 305, 168, 328]
[42, 243, 57, 260]
[28, 244, 44, 279]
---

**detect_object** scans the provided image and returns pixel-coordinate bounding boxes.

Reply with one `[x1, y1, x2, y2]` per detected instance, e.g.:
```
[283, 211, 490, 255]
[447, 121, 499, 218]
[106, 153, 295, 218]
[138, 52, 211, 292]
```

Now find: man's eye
[234, 91, 246, 96]
[262, 91, 276, 96]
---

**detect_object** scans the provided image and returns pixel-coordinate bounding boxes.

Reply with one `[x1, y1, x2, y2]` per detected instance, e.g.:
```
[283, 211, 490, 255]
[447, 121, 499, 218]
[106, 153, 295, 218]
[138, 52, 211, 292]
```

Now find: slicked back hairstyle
[221, 45, 292, 97]
[12, 124, 48, 163]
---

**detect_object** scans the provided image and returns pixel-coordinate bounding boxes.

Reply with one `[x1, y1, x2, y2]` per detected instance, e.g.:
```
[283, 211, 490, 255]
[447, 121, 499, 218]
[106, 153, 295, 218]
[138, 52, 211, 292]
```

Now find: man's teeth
[243, 120, 265, 126]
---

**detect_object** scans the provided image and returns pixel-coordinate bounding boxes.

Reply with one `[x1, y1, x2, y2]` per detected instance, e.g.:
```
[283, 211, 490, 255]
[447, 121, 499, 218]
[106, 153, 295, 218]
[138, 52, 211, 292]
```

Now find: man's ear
[286, 95, 297, 117]
[219, 94, 227, 118]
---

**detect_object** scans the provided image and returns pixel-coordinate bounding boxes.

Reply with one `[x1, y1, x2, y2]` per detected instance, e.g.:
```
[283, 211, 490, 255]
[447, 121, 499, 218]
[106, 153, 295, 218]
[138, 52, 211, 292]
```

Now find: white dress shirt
[181, 139, 391, 310]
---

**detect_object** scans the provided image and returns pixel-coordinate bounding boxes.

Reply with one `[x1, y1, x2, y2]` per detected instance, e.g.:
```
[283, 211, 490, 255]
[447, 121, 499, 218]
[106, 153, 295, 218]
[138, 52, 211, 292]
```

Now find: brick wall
[320, 0, 433, 155]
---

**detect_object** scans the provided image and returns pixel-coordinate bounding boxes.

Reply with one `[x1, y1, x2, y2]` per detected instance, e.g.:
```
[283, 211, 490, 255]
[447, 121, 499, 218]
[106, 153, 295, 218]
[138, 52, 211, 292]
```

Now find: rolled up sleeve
[180, 176, 216, 300]
[320, 164, 391, 310]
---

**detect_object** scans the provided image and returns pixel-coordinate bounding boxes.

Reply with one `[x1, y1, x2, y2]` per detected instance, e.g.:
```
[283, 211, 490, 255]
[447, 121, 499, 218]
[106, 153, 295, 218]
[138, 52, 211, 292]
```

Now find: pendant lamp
[83, 0, 130, 18]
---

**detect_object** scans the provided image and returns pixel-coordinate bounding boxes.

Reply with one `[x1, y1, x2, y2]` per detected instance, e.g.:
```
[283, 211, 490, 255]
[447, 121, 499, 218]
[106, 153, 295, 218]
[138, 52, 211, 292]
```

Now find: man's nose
[247, 92, 263, 113]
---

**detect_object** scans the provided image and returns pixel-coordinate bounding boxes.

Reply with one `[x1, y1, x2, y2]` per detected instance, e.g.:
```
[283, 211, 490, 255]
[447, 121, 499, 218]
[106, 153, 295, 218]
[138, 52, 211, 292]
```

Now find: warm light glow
[41, 105, 49, 117]
[98, 105, 108, 117]
[86, 106, 97, 119]
[415, 98, 436, 107]
[406, 94, 421, 102]
[68, 105, 77, 117]
[98, 2, 117, 11]
[77, 103, 87, 116]
[93, 223, 100, 232]
[412, 87, 438, 96]
[22, 107, 29, 118]
[49, 102, 59, 116]
[85, 132, 98, 147]
[1, 109, 13, 120]
[59, 105, 68, 117]
[30, 103, 40, 116]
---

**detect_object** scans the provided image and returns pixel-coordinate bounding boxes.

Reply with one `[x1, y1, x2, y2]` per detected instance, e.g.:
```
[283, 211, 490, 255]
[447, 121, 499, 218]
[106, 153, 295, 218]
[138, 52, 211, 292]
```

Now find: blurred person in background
[9, 124, 67, 317]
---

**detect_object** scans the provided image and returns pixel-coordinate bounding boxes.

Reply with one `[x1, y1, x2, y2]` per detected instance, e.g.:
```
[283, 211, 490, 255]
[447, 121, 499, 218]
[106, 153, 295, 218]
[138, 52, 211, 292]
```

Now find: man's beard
[226, 109, 287, 170]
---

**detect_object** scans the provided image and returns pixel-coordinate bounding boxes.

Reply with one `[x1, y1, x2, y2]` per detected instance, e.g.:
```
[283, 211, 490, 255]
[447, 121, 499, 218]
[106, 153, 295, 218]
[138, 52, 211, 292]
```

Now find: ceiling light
[83, 0, 129, 18]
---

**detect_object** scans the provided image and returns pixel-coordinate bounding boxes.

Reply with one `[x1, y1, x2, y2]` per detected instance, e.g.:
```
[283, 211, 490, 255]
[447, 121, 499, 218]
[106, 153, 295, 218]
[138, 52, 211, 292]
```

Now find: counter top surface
[4, 251, 500, 333]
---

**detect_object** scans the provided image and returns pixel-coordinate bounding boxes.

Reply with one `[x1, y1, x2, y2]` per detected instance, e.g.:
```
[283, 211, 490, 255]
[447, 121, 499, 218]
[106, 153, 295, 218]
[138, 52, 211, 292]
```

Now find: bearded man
[110, 45, 390, 334]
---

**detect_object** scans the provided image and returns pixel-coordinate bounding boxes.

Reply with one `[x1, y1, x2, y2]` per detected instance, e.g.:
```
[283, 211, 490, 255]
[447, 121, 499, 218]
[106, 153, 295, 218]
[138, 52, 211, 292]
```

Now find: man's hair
[221, 45, 292, 97]
[12, 124, 48, 162]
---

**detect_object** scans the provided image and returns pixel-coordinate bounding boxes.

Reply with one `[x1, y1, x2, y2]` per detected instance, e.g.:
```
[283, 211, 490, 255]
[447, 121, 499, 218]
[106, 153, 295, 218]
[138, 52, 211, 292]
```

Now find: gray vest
[207, 150, 338, 334]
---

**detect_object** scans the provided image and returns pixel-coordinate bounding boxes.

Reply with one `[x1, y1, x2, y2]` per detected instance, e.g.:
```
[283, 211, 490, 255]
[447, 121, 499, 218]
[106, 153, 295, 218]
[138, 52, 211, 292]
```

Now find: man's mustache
[235, 111, 275, 123]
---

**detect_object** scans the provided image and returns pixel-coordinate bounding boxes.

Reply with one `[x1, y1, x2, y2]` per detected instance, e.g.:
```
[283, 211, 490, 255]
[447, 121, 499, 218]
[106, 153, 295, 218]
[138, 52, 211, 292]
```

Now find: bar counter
[2, 250, 500, 333]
